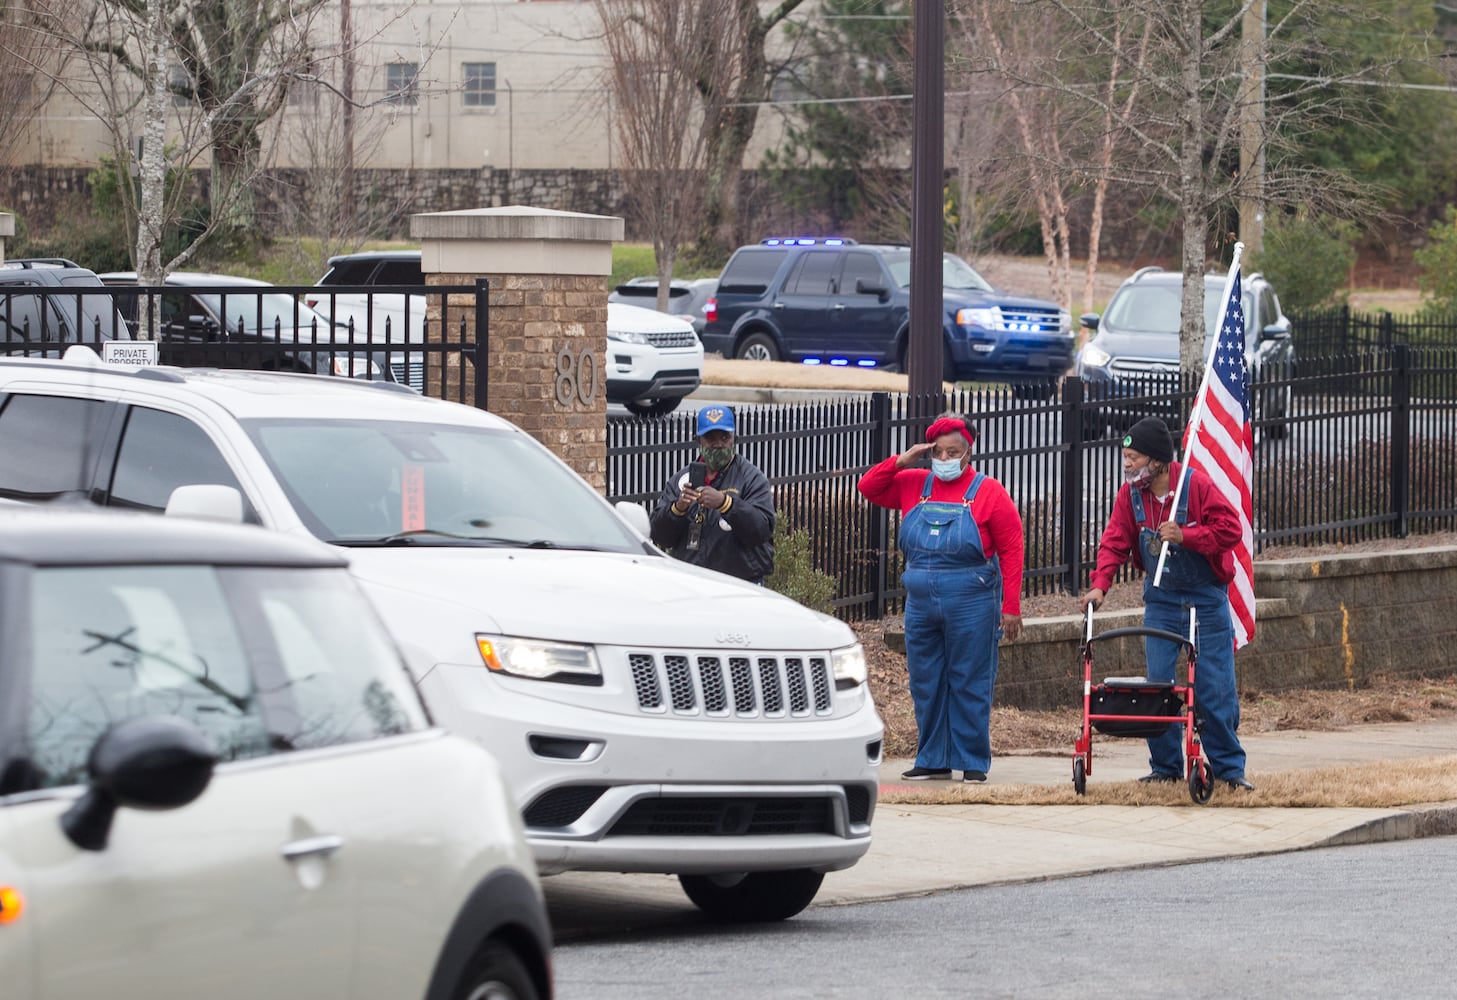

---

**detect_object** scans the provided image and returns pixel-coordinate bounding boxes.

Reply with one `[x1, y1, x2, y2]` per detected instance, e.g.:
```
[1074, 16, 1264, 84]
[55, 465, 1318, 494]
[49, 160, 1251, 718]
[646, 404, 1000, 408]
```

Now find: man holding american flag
[1077, 249, 1255, 793]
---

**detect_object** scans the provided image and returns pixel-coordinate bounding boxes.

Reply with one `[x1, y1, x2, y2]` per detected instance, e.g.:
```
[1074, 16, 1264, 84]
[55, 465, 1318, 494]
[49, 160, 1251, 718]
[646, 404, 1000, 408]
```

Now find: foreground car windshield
[245, 419, 647, 551]
[882, 251, 994, 292]
[1102, 284, 1255, 338]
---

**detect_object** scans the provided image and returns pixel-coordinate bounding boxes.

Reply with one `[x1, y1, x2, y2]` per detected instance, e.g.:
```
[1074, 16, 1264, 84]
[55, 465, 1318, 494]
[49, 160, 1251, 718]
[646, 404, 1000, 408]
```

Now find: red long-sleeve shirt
[1089, 460, 1241, 593]
[857, 456, 1025, 616]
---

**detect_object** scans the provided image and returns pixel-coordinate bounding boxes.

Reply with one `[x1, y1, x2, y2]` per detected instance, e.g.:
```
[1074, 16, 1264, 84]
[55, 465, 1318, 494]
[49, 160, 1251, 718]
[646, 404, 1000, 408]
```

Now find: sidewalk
[821, 716, 1457, 906]
[544, 718, 1457, 928]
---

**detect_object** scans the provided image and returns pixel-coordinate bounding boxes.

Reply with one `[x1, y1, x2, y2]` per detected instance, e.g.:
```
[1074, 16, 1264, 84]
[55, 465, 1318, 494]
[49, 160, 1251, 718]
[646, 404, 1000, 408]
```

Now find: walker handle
[1084, 603, 1094, 644]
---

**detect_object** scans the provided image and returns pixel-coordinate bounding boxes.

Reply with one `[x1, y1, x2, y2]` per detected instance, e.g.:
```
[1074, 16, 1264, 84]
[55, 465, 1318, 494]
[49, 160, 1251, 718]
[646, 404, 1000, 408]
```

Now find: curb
[1316, 802, 1457, 847]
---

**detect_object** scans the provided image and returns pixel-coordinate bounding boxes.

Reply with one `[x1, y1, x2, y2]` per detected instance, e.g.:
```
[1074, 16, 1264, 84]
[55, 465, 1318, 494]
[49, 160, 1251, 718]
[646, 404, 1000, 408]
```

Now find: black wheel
[453, 941, 540, 1000]
[942, 340, 958, 385]
[679, 868, 825, 922]
[735, 331, 780, 362]
[622, 396, 682, 417]
[1189, 759, 1214, 805]
[1264, 386, 1292, 440]
[1072, 757, 1087, 796]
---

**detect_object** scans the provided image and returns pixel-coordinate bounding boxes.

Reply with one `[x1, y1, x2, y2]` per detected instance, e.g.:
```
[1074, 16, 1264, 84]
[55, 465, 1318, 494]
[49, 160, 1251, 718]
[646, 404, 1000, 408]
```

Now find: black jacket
[649, 456, 775, 581]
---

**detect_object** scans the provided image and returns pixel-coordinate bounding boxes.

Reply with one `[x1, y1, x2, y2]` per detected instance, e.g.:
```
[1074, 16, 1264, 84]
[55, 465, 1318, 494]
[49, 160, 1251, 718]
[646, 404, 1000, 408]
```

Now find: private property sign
[102, 341, 159, 367]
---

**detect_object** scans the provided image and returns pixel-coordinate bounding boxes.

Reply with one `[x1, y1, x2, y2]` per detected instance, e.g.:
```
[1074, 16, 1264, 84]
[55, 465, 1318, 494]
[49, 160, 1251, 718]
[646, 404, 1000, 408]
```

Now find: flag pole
[1152, 241, 1245, 587]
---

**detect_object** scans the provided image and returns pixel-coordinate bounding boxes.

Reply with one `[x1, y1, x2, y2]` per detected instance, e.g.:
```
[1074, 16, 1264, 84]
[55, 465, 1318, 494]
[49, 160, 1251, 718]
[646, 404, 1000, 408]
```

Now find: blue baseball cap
[696, 406, 736, 436]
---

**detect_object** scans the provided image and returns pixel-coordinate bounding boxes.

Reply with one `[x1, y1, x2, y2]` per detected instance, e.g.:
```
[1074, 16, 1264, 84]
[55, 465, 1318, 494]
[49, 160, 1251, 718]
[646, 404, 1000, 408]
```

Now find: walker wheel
[1188, 759, 1213, 805]
[1072, 757, 1087, 796]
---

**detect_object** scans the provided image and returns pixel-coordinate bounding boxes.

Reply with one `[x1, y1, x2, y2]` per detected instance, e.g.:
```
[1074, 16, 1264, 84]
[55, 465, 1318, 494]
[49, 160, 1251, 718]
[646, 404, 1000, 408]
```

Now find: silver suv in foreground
[0, 508, 552, 1000]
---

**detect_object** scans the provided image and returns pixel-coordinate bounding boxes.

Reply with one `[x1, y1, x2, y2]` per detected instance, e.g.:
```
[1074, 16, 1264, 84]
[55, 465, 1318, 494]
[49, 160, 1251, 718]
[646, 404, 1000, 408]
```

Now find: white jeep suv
[0, 509, 552, 1000]
[0, 350, 881, 922]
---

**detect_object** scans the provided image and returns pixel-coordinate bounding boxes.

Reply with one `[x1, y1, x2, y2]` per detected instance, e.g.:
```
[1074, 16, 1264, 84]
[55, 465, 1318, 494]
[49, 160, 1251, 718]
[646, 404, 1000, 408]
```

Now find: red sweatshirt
[857, 456, 1025, 616]
[1089, 460, 1241, 593]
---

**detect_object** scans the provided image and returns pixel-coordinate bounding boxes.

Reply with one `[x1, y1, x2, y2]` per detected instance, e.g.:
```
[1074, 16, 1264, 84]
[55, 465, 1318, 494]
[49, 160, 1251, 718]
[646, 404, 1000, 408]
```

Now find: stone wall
[986, 546, 1457, 710]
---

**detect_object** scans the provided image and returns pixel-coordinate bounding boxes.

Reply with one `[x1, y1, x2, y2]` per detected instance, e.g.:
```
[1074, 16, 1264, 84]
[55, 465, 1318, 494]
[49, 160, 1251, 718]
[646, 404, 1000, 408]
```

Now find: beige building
[20, 0, 797, 175]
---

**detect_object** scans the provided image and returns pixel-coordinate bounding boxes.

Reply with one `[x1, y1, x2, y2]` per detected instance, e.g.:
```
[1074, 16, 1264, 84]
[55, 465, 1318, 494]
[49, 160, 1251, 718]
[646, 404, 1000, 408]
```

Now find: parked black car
[700, 238, 1074, 396]
[1075, 266, 1294, 438]
[0, 258, 131, 352]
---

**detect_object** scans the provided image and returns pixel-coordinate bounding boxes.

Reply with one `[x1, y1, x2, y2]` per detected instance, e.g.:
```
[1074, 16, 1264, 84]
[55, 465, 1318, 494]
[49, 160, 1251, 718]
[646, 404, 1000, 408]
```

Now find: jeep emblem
[716, 632, 752, 646]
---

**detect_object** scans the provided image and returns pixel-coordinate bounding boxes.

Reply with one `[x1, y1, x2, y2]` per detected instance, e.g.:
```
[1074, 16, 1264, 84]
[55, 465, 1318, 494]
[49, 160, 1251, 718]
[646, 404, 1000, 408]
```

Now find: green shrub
[765, 512, 837, 615]
[1247, 211, 1356, 312]
[1415, 205, 1457, 314]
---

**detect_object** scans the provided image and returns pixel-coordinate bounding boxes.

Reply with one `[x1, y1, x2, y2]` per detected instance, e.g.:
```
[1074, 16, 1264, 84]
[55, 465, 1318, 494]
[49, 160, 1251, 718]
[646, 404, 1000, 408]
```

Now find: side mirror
[855, 277, 890, 302]
[1262, 320, 1291, 340]
[1079, 312, 1101, 331]
[165, 484, 244, 524]
[61, 716, 217, 851]
[614, 500, 652, 540]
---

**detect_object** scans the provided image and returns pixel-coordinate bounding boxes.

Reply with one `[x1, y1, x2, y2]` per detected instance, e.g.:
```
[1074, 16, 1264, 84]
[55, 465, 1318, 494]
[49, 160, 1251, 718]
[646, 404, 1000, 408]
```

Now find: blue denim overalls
[1131, 469, 1247, 780]
[899, 472, 1003, 774]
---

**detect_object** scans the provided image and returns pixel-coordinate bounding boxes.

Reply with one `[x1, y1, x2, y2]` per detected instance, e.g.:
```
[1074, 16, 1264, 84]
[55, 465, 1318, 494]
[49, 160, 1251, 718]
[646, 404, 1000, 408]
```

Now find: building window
[288, 61, 320, 109]
[463, 62, 496, 107]
[385, 62, 419, 106]
[169, 63, 193, 107]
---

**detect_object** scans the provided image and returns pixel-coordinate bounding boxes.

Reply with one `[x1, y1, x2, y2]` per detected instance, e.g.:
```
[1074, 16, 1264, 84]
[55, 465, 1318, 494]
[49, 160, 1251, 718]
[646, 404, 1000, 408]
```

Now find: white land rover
[0, 350, 882, 922]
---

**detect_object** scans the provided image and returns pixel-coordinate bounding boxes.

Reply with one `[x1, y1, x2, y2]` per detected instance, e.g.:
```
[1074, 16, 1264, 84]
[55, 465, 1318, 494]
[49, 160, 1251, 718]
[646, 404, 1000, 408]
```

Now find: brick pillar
[410, 206, 624, 492]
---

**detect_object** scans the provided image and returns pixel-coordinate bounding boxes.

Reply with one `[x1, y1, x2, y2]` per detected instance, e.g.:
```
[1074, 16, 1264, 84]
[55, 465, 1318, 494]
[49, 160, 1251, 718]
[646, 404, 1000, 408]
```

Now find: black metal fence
[0, 281, 488, 407]
[608, 346, 1457, 621]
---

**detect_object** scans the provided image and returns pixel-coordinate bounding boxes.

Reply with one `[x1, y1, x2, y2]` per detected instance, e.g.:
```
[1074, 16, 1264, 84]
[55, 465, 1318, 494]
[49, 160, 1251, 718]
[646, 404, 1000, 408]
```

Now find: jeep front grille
[627, 652, 833, 717]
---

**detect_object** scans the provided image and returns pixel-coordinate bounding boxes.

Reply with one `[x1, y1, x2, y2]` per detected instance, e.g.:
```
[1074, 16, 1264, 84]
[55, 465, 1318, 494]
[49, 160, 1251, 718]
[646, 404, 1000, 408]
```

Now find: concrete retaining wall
[983, 546, 1457, 710]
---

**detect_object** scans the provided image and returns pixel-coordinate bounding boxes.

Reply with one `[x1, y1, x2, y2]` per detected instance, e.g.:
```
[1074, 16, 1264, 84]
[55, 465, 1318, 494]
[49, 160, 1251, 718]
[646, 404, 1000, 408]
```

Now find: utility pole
[909, 0, 945, 415]
[1238, 0, 1265, 254]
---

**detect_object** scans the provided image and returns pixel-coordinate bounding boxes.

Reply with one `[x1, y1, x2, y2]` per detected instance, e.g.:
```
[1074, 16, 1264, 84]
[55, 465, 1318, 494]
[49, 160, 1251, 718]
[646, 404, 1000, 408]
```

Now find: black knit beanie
[1122, 416, 1175, 463]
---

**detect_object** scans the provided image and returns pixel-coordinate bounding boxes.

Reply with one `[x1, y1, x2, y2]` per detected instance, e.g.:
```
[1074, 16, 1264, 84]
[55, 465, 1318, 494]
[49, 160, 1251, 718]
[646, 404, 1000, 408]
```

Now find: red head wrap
[925, 417, 975, 446]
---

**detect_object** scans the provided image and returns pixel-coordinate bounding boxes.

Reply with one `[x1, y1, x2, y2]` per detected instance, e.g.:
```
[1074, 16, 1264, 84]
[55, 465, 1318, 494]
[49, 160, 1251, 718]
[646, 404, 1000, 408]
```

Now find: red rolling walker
[1072, 605, 1215, 804]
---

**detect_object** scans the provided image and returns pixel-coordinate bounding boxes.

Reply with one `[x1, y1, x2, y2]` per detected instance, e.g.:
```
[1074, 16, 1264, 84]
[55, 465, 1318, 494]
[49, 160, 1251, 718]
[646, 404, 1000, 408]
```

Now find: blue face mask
[931, 458, 965, 482]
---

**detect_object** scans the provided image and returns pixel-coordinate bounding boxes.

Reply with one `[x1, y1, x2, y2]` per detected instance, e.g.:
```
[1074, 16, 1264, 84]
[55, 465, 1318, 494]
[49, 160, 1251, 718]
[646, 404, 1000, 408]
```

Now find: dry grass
[880, 754, 1457, 808]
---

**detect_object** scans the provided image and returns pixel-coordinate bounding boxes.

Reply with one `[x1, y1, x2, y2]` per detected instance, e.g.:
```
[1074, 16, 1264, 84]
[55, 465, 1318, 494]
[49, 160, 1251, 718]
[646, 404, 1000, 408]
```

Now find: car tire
[678, 868, 825, 922]
[622, 397, 682, 417]
[452, 941, 539, 1000]
[735, 331, 780, 363]
[1079, 408, 1107, 441]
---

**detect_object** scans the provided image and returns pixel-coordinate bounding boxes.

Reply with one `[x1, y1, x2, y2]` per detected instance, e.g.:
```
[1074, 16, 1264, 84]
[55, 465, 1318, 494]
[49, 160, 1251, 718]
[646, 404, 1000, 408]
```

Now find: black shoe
[1137, 771, 1179, 784]
[963, 770, 987, 783]
[1224, 776, 1256, 791]
[901, 766, 952, 780]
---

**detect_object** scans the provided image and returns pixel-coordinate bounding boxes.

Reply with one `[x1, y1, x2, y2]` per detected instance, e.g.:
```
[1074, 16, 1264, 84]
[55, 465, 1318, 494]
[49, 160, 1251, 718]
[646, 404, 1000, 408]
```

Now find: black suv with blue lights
[700, 238, 1073, 394]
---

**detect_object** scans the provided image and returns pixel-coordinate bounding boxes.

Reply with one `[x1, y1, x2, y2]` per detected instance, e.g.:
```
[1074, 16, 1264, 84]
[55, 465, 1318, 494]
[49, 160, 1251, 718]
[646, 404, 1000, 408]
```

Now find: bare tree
[0, 2, 67, 196]
[692, 0, 807, 258]
[1027, 0, 1384, 368]
[594, 0, 713, 306]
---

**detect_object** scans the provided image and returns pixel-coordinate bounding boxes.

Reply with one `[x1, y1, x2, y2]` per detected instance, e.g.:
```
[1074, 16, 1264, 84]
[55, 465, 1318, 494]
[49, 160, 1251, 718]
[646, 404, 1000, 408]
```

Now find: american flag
[1182, 262, 1256, 648]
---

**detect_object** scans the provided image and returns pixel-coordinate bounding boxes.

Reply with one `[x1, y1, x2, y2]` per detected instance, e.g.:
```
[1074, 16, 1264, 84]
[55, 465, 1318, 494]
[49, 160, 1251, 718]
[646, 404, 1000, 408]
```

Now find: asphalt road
[551, 835, 1457, 999]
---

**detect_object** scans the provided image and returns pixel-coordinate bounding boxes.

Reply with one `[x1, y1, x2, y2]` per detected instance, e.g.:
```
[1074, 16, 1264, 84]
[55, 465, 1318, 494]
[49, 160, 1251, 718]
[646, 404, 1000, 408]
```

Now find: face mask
[931, 457, 965, 482]
[702, 446, 735, 472]
[1123, 465, 1152, 487]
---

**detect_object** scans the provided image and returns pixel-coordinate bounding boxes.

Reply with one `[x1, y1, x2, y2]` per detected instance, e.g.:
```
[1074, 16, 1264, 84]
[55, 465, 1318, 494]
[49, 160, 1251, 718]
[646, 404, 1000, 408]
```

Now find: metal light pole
[909, 0, 946, 414]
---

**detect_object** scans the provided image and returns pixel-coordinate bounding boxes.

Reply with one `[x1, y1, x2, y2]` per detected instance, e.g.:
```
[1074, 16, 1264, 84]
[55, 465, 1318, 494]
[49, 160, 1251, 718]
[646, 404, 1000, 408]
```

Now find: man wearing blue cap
[649, 406, 775, 583]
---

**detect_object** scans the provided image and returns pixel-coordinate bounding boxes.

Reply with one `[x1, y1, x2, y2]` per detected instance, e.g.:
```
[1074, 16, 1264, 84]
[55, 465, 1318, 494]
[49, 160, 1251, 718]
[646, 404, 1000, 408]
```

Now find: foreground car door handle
[280, 834, 345, 861]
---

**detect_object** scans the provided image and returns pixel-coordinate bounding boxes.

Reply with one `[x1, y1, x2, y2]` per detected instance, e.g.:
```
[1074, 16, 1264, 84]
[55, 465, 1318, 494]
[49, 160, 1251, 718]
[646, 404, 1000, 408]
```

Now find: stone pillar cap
[410, 205, 624, 243]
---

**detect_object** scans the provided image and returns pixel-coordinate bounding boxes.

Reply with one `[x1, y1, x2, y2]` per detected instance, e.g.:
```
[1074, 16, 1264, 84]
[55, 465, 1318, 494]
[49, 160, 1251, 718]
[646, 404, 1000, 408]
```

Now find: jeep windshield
[1102, 283, 1255, 338]
[243, 418, 649, 552]
[881, 251, 994, 292]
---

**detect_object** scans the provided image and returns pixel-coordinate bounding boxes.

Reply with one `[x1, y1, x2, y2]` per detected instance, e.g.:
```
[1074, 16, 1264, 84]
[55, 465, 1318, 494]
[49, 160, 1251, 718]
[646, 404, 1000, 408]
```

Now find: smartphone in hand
[688, 461, 708, 489]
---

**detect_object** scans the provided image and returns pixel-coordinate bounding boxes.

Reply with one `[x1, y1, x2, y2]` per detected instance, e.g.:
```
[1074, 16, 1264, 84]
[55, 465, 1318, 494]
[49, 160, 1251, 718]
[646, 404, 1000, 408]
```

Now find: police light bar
[760, 237, 857, 247]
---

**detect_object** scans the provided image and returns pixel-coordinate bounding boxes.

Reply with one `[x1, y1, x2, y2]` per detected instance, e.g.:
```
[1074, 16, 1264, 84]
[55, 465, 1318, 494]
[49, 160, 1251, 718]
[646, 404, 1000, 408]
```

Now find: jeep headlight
[1079, 344, 1112, 369]
[831, 642, 867, 689]
[476, 634, 602, 685]
[607, 329, 650, 345]
[955, 306, 1001, 329]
